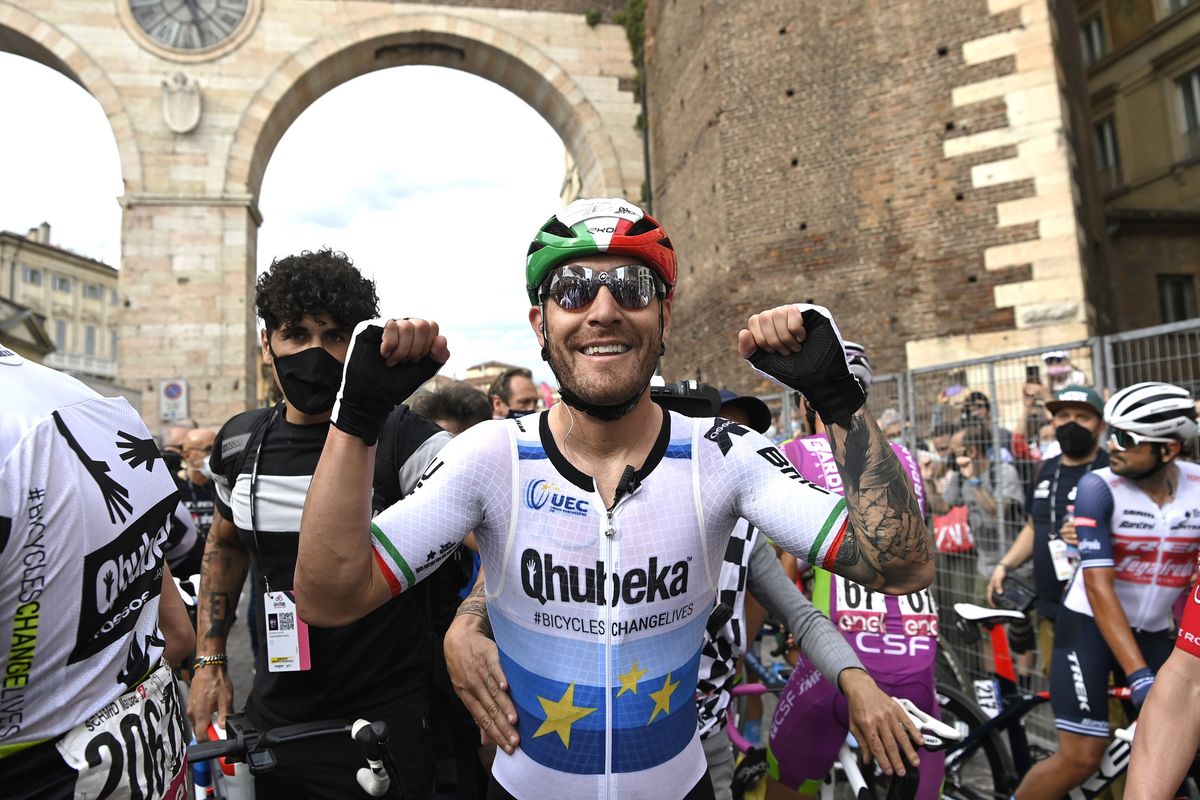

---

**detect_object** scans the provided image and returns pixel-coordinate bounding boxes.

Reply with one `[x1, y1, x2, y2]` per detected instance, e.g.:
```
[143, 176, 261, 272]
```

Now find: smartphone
[944, 384, 965, 398]
[1025, 365, 1040, 384]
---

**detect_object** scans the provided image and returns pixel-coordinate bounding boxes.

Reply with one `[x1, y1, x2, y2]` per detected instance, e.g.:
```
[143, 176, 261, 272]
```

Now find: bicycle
[940, 602, 1137, 800]
[187, 713, 402, 799]
[726, 684, 962, 800]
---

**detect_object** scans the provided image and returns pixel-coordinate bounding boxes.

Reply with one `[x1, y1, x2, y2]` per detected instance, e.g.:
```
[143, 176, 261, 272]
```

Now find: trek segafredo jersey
[370, 411, 848, 800]
[1062, 463, 1200, 631]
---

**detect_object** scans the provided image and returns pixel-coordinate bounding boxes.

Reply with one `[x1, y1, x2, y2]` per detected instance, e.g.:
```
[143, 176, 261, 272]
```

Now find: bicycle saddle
[953, 602, 1026, 625]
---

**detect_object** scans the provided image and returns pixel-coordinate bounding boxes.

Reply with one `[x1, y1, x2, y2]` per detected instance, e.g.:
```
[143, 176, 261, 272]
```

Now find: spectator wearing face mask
[488, 367, 539, 419]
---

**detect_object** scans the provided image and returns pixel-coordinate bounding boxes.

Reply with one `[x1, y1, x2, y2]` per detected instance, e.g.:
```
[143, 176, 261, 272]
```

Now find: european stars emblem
[533, 682, 596, 748]
[616, 660, 647, 698]
[648, 672, 680, 723]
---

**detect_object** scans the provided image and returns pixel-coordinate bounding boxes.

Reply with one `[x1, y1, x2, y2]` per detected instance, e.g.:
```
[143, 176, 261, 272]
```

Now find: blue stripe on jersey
[664, 441, 692, 459]
[489, 604, 708, 687]
[518, 443, 546, 460]
[497, 644, 702, 774]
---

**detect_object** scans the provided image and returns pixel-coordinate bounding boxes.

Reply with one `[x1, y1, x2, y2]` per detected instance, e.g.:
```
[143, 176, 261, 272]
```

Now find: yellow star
[533, 682, 597, 749]
[616, 660, 648, 698]
[647, 672, 680, 724]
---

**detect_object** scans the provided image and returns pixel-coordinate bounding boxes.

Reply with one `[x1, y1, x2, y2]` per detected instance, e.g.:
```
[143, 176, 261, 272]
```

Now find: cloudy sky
[0, 53, 565, 383]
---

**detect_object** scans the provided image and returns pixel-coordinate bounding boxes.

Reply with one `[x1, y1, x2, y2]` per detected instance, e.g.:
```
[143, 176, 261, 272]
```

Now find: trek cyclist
[294, 197, 932, 800]
[766, 345, 941, 800]
[1013, 381, 1200, 800]
[0, 346, 194, 799]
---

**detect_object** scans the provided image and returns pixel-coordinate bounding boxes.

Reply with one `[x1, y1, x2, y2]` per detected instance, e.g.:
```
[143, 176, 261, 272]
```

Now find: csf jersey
[0, 351, 186, 798]
[1063, 463, 1200, 632]
[779, 434, 937, 673]
[369, 410, 849, 800]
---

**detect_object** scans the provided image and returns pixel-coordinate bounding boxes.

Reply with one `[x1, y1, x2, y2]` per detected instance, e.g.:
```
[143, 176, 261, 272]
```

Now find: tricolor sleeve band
[808, 499, 849, 570]
[371, 522, 415, 596]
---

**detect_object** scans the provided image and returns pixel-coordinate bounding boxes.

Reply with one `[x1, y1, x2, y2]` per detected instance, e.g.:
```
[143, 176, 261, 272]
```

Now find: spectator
[879, 408, 903, 441]
[412, 381, 491, 436]
[987, 386, 1108, 675]
[178, 428, 216, 542]
[960, 391, 1015, 463]
[161, 418, 198, 475]
[921, 422, 958, 517]
[0, 347, 194, 798]
[1042, 351, 1088, 395]
[488, 367, 538, 419]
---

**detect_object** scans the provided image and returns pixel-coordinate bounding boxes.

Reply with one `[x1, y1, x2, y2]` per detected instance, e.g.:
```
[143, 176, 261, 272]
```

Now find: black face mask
[1055, 422, 1097, 459]
[271, 345, 344, 415]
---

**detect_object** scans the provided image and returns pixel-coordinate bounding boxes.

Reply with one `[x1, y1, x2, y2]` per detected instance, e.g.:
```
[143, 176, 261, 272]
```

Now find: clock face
[129, 0, 250, 52]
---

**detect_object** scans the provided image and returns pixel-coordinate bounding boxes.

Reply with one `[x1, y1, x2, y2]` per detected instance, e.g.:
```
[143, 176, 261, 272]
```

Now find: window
[1094, 116, 1121, 190]
[84, 325, 96, 357]
[1181, 67, 1200, 157]
[110, 289, 118, 305]
[1159, 275, 1198, 323]
[110, 329, 118, 359]
[1080, 14, 1106, 68]
[83, 283, 103, 300]
[54, 319, 67, 350]
[1166, 0, 1196, 15]
[20, 266, 42, 286]
[52, 275, 72, 293]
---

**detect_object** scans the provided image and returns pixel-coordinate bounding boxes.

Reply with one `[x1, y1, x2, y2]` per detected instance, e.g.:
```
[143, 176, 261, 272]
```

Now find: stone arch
[225, 12, 631, 203]
[0, 5, 142, 191]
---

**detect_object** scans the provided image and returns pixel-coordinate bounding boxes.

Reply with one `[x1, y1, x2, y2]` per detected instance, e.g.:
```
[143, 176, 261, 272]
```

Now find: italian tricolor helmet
[525, 197, 677, 305]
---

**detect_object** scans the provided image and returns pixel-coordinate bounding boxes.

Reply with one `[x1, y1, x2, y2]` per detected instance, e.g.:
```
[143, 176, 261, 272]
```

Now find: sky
[0, 53, 565, 384]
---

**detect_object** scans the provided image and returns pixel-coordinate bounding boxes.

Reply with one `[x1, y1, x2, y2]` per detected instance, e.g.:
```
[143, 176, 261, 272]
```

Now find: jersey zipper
[602, 494, 633, 798]
[1136, 508, 1169, 632]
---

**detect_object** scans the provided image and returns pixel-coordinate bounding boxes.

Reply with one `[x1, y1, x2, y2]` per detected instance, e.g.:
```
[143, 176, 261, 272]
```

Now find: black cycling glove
[745, 304, 865, 428]
[332, 319, 444, 445]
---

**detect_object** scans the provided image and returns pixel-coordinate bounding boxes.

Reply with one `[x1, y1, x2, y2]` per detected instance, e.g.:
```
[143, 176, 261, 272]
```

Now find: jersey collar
[539, 408, 672, 495]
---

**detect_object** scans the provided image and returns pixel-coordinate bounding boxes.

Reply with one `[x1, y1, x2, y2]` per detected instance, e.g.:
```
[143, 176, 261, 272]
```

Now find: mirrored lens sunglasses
[541, 264, 665, 311]
[1108, 427, 1175, 451]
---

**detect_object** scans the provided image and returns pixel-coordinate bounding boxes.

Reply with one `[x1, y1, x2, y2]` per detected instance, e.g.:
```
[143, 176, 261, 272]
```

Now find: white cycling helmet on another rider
[1104, 381, 1198, 441]
[843, 341, 873, 393]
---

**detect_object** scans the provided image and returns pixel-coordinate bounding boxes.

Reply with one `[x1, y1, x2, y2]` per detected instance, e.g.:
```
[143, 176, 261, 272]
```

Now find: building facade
[1079, 0, 1200, 331]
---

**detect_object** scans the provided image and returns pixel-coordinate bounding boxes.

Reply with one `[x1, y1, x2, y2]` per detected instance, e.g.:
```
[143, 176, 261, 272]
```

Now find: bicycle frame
[950, 610, 1134, 800]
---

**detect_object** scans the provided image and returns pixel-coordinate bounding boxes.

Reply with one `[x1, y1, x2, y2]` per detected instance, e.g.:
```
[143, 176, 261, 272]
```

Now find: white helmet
[1104, 382, 1198, 440]
[843, 341, 873, 392]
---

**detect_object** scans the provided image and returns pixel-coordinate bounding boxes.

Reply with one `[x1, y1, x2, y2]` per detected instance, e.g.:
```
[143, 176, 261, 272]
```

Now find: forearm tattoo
[455, 581, 493, 637]
[828, 410, 931, 588]
[199, 540, 247, 641]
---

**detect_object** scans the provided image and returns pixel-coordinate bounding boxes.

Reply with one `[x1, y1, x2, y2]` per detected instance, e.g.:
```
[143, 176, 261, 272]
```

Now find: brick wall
[646, 0, 1085, 394]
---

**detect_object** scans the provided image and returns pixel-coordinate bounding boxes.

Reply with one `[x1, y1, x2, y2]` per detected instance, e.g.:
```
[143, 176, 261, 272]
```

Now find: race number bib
[56, 662, 188, 800]
[897, 588, 939, 636]
[833, 575, 886, 633]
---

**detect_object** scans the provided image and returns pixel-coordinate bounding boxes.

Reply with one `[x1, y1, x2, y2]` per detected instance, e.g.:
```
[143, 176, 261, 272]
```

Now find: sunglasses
[540, 264, 665, 311]
[1108, 428, 1175, 451]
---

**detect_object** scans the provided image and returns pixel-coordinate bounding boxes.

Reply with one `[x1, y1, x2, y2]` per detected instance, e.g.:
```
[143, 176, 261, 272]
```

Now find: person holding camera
[987, 386, 1107, 674]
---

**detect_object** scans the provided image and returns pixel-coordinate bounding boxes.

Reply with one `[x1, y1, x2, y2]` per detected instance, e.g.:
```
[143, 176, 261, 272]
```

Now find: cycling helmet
[1104, 381, 1198, 440]
[525, 197, 677, 305]
[843, 341, 873, 392]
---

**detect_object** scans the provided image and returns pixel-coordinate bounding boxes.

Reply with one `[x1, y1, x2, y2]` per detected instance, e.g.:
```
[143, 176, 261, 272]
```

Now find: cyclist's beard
[544, 326, 660, 421]
[1114, 445, 1168, 481]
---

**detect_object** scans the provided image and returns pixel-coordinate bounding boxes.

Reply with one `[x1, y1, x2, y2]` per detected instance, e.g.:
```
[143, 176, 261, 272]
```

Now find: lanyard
[1048, 457, 1095, 538]
[248, 405, 281, 593]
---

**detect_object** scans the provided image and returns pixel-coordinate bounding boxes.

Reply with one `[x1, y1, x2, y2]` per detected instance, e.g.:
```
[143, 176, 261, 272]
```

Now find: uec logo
[524, 479, 589, 516]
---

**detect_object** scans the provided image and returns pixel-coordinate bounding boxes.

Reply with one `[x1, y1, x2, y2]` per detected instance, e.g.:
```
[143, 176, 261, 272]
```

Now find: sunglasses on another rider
[1107, 427, 1176, 451]
[540, 264, 665, 311]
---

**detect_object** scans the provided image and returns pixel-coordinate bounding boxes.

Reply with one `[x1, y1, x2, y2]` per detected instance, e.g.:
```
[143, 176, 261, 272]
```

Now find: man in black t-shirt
[988, 385, 1107, 673]
[186, 250, 451, 799]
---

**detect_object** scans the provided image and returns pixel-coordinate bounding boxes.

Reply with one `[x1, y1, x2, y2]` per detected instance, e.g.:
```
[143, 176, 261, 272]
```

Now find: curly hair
[255, 248, 379, 332]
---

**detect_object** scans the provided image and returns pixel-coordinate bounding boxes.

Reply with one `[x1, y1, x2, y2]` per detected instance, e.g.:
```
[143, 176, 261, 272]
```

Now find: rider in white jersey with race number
[294, 198, 933, 800]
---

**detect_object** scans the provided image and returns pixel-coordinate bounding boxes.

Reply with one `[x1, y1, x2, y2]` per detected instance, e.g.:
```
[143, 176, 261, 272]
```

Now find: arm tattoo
[455, 581, 492, 637]
[207, 592, 230, 639]
[828, 410, 931, 589]
[198, 528, 248, 642]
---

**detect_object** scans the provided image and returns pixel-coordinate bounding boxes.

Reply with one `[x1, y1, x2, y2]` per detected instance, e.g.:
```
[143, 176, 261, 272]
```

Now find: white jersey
[370, 410, 848, 799]
[0, 350, 179, 749]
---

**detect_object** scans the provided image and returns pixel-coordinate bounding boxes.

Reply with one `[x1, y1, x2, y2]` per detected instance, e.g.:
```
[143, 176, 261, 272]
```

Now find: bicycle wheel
[938, 685, 1016, 800]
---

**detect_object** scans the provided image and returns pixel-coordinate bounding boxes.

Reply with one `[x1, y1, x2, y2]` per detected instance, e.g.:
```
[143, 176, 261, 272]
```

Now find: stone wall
[646, 0, 1095, 393]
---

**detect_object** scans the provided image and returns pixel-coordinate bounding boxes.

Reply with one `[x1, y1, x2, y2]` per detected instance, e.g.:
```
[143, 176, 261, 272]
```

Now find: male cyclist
[766, 346, 941, 800]
[1014, 382, 1200, 800]
[295, 197, 932, 800]
[0, 345, 194, 799]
